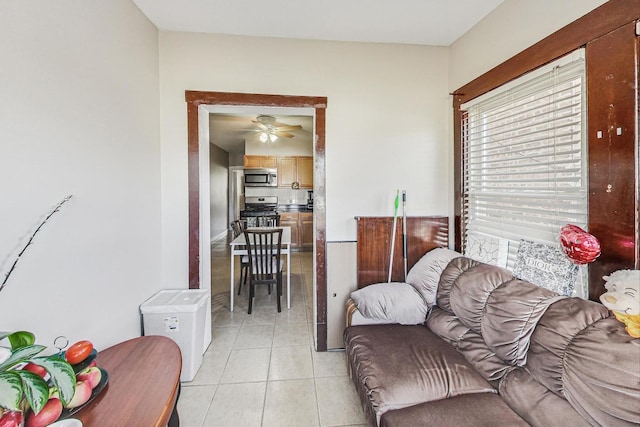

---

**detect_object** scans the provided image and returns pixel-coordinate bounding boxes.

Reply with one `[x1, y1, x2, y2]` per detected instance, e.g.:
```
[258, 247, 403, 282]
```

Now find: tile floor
[176, 233, 369, 427]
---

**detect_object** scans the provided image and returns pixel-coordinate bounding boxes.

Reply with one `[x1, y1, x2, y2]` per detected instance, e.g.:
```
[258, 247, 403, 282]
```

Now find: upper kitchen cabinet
[297, 157, 313, 188]
[244, 155, 277, 169]
[278, 156, 313, 189]
[278, 157, 297, 188]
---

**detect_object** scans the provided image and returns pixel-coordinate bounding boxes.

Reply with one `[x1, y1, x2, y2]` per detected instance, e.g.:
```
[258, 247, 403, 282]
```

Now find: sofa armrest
[346, 298, 398, 327]
[346, 298, 357, 328]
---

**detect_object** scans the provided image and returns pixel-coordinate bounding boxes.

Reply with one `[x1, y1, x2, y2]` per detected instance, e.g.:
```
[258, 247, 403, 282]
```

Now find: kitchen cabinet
[279, 212, 300, 249]
[278, 210, 313, 250]
[278, 156, 313, 189]
[300, 212, 313, 249]
[244, 155, 277, 168]
[297, 157, 313, 188]
[278, 157, 297, 188]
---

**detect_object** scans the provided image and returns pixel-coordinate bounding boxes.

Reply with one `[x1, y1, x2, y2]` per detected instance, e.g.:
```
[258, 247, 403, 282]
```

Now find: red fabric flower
[559, 224, 601, 264]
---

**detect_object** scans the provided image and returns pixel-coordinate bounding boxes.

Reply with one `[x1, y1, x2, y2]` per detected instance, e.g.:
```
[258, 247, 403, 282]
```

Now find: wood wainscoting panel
[586, 22, 638, 300]
[356, 216, 448, 287]
[326, 241, 357, 349]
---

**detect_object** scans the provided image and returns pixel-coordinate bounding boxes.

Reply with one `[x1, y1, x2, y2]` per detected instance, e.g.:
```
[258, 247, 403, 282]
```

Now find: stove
[240, 196, 279, 227]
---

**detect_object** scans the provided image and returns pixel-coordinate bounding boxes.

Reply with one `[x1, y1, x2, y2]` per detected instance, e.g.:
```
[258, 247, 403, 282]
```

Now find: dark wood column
[586, 22, 639, 300]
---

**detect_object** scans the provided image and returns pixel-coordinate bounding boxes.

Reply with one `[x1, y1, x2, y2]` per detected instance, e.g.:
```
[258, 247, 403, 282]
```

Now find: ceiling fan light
[269, 133, 278, 142]
[257, 115, 276, 126]
[259, 132, 269, 143]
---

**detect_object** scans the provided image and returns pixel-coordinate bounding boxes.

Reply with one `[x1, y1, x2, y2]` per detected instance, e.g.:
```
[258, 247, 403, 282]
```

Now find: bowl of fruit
[0, 332, 108, 427]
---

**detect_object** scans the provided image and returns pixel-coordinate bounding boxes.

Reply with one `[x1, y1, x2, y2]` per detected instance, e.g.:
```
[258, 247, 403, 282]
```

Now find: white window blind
[461, 50, 587, 276]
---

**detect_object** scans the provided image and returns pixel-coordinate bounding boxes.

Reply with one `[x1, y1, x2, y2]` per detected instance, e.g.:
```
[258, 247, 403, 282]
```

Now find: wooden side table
[75, 336, 182, 426]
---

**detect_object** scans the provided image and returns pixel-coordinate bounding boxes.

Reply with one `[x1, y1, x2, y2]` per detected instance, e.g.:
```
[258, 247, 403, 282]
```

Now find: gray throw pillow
[406, 248, 462, 309]
[350, 282, 428, 325]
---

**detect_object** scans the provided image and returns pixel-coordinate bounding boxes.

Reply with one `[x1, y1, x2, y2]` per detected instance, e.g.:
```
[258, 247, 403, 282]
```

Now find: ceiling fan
[252, 115, 302, 143]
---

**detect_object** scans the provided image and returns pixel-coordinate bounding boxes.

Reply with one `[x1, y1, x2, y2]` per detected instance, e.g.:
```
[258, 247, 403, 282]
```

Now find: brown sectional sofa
[344, 252, 640, 426]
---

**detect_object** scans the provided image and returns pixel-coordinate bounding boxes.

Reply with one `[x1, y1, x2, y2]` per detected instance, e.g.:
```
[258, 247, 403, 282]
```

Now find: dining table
[74, 335, 181, 426]
[229, 226, 291, 311]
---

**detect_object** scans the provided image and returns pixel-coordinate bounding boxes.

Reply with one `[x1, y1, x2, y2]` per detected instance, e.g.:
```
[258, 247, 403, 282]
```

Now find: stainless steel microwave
[244, 168, 278, 187]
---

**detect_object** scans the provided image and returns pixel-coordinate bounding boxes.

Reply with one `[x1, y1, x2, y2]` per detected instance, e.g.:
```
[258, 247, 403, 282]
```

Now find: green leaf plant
[0, 331, 75, 416]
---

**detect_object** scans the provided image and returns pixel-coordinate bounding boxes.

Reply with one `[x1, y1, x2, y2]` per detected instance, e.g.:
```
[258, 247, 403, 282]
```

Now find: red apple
[64, 340, 93, 365]
[48, 386, 59, 400]
[0, 410, 23, 427]
[64, 380, 92, 408]
[22, 362, 48, 379]
[76, 366, 102, 389]
[25, 398, 62, 427]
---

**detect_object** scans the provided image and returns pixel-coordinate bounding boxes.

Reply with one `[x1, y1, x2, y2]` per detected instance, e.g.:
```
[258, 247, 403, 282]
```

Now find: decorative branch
[0, 195, 73, 293]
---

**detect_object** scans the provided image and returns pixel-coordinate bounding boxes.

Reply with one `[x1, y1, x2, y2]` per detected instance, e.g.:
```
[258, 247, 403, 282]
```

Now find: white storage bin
[140, 289, 210, 382]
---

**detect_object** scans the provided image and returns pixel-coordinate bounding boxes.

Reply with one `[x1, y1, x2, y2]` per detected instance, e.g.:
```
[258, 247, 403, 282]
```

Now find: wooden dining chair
[256, 213, 280, 227]
[243, 228, 284, 314]
[230, 219, 243, 237]
[231, 220, 250, 295]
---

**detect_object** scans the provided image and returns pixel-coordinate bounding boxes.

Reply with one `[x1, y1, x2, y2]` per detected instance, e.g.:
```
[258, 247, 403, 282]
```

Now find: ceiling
[210, 114, 313, 154]
[132, 0, 504, 47]
[138, 0, 505, 154]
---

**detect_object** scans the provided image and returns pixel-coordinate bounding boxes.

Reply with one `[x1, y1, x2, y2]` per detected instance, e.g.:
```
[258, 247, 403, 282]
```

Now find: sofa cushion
[425, 306, 470, 347]
[527, 297, 640, 426]
[436, 256, 479, 313]
[449, 262, 513, 333]
[344, 324, 496, 425]
[406, 248, 462, 309]
[438, 256, 564, 367]
[526, 297, 609, 396]
[427, 307, 512, 384]
[380, 393, 529, 427]
[480, 279, 564, 366]
[350, 282, 428, 325]
[500, 367, 590, 427]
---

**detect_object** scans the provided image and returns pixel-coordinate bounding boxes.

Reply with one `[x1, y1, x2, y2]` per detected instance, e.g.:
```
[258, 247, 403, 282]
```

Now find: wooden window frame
[453, 0, 639, 300]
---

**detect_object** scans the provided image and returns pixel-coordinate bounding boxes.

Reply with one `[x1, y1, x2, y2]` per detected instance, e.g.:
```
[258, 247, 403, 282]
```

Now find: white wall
[0, 1, 161, 351]
[158, 33, 451, 287]
[210, 144, 229, 239]
[246, 136, 313, 157]
[449, 0, 607, 91]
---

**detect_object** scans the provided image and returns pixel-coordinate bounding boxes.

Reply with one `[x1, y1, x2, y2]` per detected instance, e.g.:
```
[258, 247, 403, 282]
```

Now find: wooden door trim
[185, 91, 329, 350]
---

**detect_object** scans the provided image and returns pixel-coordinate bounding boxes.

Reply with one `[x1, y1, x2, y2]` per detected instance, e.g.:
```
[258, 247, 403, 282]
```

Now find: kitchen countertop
[278, 204, 313, 213]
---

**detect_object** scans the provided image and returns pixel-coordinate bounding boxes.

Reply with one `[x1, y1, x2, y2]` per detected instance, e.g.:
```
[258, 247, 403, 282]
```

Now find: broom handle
[402, 191, 407, 281]
[388, 216, 398, 282]
[388, 190, 400, 283]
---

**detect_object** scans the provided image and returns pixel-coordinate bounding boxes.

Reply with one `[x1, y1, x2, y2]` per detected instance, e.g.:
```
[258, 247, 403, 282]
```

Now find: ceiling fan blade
[275, 131, 295, 138]
[274, 125, 302, 132]
[252, 120, 269, 131]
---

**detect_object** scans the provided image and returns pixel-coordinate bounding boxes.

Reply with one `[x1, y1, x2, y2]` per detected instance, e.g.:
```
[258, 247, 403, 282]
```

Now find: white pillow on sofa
[406, 248, 462, 309]
[350, 282, 428, 325]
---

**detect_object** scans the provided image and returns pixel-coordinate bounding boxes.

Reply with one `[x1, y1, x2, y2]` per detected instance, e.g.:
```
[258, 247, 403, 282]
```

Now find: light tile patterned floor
[177, 233, 369, 427]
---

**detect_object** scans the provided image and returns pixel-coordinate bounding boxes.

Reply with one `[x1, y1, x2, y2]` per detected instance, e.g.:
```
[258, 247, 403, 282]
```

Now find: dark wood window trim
[453, 0, 639, 300]
[185, 91, 329, 350]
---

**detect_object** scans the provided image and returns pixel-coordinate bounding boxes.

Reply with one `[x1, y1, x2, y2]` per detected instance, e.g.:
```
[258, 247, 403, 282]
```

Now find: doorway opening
[185, 91, 329, 350]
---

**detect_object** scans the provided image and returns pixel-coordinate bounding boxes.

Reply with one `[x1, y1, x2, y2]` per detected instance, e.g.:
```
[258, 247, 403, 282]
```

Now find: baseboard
[211, 230, 228, 244]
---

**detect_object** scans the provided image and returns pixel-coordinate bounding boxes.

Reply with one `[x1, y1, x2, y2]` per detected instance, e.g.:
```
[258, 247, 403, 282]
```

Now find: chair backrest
[256, 214, 280, 227]
[244, 228, 283, 282]
[231, 220, 244, 238]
